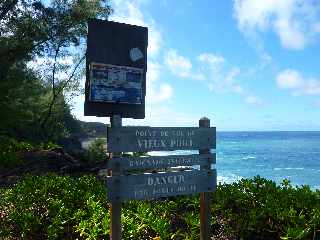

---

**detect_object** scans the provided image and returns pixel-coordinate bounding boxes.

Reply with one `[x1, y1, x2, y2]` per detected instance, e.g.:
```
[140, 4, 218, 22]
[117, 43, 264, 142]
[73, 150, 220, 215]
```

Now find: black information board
[85, 19, 148, 119]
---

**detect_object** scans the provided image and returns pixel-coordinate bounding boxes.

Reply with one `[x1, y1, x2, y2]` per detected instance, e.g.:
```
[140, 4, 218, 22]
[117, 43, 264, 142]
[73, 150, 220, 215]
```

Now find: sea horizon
[82, 131, 320, 190]
[150, 131, 320, 190]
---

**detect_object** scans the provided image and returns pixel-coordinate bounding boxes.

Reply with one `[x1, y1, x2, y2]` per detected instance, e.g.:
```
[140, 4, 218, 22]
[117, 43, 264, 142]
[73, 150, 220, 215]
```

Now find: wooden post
[110, 115, 122, 240]
[199, 117, 211, 240]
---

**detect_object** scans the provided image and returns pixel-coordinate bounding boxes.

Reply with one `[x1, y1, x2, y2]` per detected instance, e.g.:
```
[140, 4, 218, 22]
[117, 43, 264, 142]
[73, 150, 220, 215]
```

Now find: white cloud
[164, 49, 192, 77]
[234, 0, 320, 50]
[156, 84, 173, 101]
[164, 49, 205, 80]
[223, 67, 243, 93]
[124, 106, 199, 127]
[198, 53, 225, 69]
[111, 0, 162, 57]
[276, 69, 303, 89]
[274, 18, 306, 49]
[276, 69, 320, 96]
[245, 95, 263, 105]
[197, 53, 243, 94]
[110, 0, 174, 104]
[146, 61, 173, 103]
[197, 52, 264, 106]
[164, 50, 262, 106]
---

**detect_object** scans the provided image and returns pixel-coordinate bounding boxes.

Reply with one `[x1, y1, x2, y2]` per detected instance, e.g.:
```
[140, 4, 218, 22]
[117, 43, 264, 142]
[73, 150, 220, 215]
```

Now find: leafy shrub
[212, 176, 320, 239]
[86, 138, 107, 163]
[0, 174, 109, 239]
[0, 138, 32, 168]
[1, 175, 319, 239]
[121, 196, 201, 240]
[0, 173, 201, 240]
[0, 137, 61, 169]
[0, 150, 23, 169]
[0, 137, 34, 152]
[38, 142, 60, 151]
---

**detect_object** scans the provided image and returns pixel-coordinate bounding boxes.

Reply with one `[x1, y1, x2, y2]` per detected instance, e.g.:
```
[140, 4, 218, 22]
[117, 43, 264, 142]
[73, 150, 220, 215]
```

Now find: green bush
[0, 137, 61, 169]
[86, 138, 107, 163]
[0, 174, 109, 239]
[1, 175, 319, 239]
[0, 138, 32, 168]
[212, 176, 320, 239]
[38, 142, 60, 151]
[122, 196, 200, 240]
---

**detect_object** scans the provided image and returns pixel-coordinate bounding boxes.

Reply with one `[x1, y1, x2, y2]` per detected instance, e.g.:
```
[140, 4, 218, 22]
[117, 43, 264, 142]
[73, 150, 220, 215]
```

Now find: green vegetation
[0, 137, 60, 169]
[213, 176, 320, 239]
[86, 138, 107, 163]
[0, 0, 111, 144]
[78, 122, 108, 139]
[0, 0, 111, 171]
[1, 175, 319, 239]
[1, 2, 319, 240]
[0, 175, 108, 239]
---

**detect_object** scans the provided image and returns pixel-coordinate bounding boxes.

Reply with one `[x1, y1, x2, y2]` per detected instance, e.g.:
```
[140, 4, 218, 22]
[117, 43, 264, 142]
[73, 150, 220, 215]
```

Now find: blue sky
[73, 0, 320, 131]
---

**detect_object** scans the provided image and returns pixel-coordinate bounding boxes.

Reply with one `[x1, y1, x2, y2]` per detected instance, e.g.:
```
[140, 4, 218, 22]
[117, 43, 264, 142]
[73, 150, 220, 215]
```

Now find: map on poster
[89, 63, 143, 104]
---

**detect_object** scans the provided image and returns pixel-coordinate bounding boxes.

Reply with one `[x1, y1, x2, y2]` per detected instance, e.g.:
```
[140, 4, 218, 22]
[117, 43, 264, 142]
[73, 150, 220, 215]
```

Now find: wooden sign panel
[107, 127, 216, 152]
[106, 169, 216, 201]
[108, 153, 216, 171]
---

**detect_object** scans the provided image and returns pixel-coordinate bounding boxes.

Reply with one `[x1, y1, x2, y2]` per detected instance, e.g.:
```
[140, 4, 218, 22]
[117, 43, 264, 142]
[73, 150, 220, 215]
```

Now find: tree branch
[52, 46, 60, 96]
[0, 0, 18, 21]
[39, 53, 85, 139]
[39, 45, 61, 134]
[57, 54, 85, 96]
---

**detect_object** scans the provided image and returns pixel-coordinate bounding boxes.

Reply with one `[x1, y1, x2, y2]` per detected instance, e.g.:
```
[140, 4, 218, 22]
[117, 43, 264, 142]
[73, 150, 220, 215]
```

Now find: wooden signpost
[107, 126, 216, 152]
[108, 153, 215, 171]
[109, 115, 122, 240]
[199, 117, 213, 240]
[85, 19, 217, 240]
[107, 169, 216, 201]
[107, 117, 216, 240]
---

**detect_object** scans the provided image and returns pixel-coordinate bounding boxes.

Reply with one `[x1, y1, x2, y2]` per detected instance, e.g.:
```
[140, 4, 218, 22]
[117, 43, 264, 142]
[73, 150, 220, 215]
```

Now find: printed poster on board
[89, 63, 143, 104]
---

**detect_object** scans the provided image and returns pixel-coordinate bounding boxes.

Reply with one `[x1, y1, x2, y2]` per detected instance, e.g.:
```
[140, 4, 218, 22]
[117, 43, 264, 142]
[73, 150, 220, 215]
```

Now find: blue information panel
[89, 63, 143, 104]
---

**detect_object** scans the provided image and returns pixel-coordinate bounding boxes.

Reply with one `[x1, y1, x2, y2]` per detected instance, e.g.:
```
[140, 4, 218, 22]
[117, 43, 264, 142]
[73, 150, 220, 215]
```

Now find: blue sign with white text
[89, 63, 142, 104]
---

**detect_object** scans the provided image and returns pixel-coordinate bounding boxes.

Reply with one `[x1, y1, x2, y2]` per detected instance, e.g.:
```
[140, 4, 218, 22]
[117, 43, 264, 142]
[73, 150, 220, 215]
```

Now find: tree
[0, 0, 112, 142]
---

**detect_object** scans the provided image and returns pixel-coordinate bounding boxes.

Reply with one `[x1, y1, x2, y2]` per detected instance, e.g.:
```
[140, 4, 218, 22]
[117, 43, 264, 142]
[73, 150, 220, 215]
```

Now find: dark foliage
[0, 0, 112, 143]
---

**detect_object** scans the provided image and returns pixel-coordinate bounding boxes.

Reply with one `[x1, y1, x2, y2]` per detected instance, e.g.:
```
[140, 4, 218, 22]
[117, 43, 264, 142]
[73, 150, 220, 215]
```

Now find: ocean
[150, 131, 320, 190]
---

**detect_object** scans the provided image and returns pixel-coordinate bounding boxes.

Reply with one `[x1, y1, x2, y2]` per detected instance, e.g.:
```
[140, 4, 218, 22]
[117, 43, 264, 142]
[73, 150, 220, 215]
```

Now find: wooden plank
[106, 169, 217, 201]
[199, 117, 211, 240]
[108, 153, 216, 171]
[109, 115, 122, 240]
[107, 127, 216, 152]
